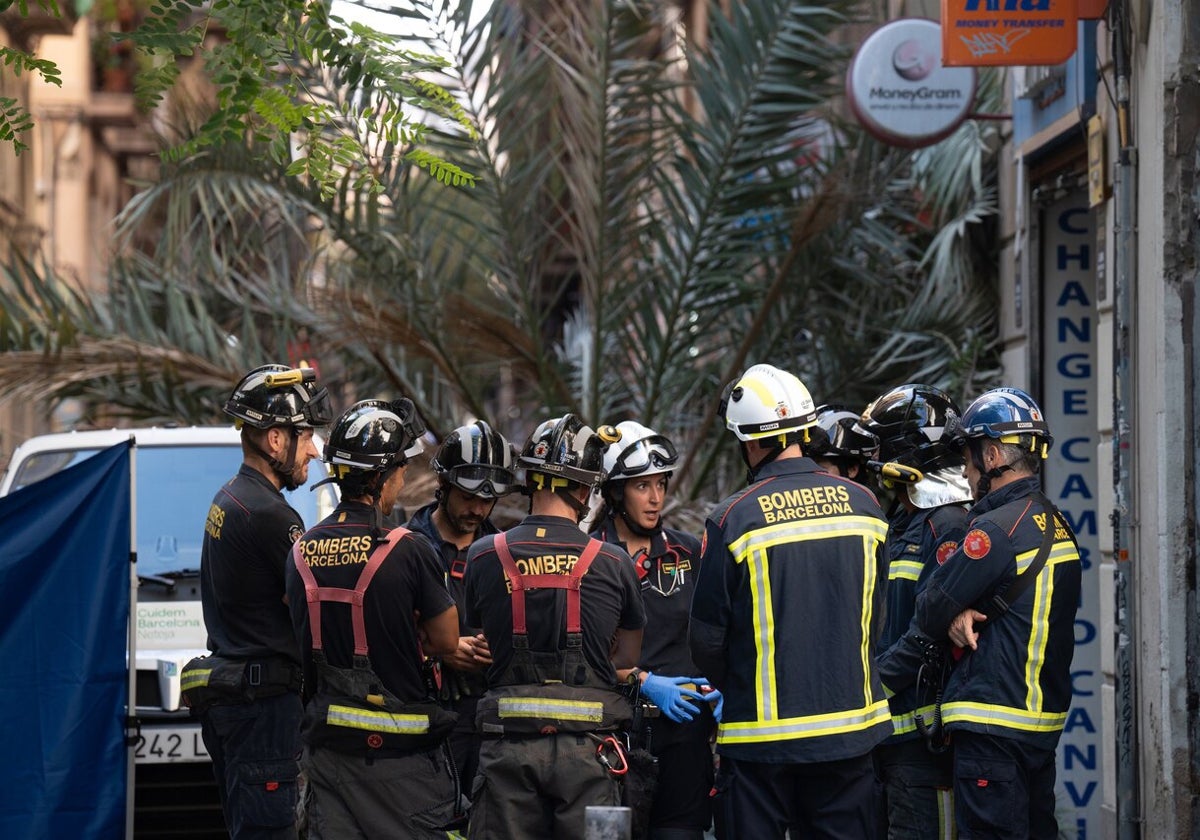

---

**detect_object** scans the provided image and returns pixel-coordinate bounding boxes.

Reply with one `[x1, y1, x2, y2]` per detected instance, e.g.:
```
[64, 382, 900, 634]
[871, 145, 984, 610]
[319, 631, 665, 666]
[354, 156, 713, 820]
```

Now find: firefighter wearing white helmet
[591, 421, 721, 840]
[689, 363, 891, 838]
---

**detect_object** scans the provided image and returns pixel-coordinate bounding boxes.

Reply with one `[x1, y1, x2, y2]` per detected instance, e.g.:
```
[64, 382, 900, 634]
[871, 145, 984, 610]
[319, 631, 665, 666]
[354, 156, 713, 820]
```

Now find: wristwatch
[626, 667, 643, 686]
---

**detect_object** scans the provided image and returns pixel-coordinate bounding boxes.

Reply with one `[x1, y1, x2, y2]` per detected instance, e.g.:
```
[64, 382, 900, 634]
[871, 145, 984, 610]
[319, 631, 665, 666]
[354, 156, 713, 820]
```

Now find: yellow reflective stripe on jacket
[180, 669, 212, 692]
[745, 545, 778, 719]
[326, 704, 430, 734]
[717, 699, 892, 744]
[889, 559, 923, 581]
[1013, 541, 1079, 714]
[859, 539, 878, 707]
[497, 697, 604, 723]
[940, 700, 1068, 732]
[729, 515, 887, 729]
[890, 703, 938, 736]
[728, 516, 889, 557]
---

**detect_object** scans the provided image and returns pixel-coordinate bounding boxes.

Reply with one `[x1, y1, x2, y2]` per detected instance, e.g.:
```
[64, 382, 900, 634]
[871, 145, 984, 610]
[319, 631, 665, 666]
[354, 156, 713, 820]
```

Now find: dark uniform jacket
[689, 456, 891, 763]
[589, 518, 702, 679]
[878, 503, 968, 742]
[914, 476, 1081, 750]
[464, 515, 645, 689]
[201, 464, 305, 666]
[406, 501, 500, 700]
[285, 501, 454, 704]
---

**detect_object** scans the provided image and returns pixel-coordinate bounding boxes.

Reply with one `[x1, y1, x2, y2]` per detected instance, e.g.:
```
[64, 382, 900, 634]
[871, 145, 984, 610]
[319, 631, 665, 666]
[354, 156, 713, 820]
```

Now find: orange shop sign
[942, 0, 1078, 67]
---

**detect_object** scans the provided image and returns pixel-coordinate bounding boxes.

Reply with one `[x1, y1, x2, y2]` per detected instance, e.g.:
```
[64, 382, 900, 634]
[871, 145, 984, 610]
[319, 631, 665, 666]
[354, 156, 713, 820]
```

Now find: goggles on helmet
[445, 463, 517, 498]
[612, 436, 678, 477]
[302, 387, 335, 428]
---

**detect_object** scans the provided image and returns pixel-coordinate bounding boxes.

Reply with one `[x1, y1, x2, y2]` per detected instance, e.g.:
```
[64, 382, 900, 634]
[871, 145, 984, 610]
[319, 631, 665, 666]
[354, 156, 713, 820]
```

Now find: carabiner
[595, 735, 629, 777]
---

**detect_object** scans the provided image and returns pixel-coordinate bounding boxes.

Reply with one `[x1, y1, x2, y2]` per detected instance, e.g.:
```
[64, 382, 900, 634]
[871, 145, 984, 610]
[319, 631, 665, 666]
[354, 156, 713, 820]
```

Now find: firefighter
[591, 420, 722, 840]
[689, 363, 891, 839]
[285, 399, 463, 838]
[806, 403, 880, 483]
[405, 420, 519, 793]
[464, 414, 646, 839]
[910, 387, 1081, 839]
[195, 363, 332, 840]
[861, 385, 973, 839]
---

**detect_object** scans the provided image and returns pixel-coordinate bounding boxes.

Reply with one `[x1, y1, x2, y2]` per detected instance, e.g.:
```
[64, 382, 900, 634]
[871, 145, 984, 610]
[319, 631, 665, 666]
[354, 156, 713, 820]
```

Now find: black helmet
[223, 364, 333, 429]
[806, 404, 880, 461]
[519, 414, 607, 489]
[325, 399, 426, 475]
[859, 384, 963, 473]
[431, 420, 518, 499]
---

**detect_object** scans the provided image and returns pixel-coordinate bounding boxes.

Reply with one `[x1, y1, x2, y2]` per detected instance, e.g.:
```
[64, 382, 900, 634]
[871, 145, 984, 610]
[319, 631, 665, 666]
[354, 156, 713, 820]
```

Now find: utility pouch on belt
[180, 655, 299, 713]
[292, 528, 458, 756]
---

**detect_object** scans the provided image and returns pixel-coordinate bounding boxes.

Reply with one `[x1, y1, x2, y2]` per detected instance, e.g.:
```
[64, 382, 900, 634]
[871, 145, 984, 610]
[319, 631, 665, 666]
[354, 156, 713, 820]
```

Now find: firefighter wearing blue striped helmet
[947, 387, 1053, 499]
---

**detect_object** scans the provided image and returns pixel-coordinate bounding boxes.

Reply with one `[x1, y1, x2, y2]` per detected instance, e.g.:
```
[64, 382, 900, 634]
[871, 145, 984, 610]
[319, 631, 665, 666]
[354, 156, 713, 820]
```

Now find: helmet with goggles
[224, 363, 333, 429]
[720, 364, 818, 443]
[325, 398, 426, 475]
[601, 421, 678, 484]
[432, 420, 517, 499]
[519, 414, 607, 490]
[806, 405, 879, 462]
[859, 384, 963, 473]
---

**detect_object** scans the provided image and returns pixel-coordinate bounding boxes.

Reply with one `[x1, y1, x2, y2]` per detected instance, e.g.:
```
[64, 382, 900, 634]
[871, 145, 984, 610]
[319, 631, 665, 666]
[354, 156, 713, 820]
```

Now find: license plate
[133, 726, 209, 764]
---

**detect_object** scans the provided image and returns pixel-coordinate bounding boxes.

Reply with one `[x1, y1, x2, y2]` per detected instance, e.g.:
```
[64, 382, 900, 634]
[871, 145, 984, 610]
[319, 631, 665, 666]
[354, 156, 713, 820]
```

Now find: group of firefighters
[182, 360, 1081, 840]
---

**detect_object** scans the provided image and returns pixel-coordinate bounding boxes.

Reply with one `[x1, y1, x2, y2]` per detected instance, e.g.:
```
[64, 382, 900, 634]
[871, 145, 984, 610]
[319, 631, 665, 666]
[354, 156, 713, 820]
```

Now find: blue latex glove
[640, 672, 707, 723]
[701, 685, 724, 723]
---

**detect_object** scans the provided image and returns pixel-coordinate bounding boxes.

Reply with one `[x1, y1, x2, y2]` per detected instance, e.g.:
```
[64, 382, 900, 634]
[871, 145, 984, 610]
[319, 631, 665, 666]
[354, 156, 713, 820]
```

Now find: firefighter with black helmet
[909, 388, 1081, 839]
[194, 363, 332, 839]
[590, 420, 721, 840]
[689, 364, 891, 839]
[860, 384, 972, 839]
[807, 404, 880, 482]
[405, 420, 519, 793]
[285, 398, 463, 838]
[464, 414, 646, 839]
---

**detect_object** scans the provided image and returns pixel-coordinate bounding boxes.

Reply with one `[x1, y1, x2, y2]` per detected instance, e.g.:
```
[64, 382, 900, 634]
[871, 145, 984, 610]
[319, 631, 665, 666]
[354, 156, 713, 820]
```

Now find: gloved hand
[640, 672, 707, 723]
[699, 683, 724, 722]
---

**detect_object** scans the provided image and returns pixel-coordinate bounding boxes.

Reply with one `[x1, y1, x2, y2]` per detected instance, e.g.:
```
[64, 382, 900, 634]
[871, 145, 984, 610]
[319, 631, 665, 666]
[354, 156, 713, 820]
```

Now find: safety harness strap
[984, 492, 1065, 622]
[291, 528, 410, 655]
[492, 532, 603, 635]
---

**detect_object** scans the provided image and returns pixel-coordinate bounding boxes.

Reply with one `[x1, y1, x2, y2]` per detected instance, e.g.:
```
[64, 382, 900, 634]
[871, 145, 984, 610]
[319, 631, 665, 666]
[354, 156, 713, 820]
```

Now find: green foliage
[0, 42, 62, 155]
[1, 0, 1004, 514]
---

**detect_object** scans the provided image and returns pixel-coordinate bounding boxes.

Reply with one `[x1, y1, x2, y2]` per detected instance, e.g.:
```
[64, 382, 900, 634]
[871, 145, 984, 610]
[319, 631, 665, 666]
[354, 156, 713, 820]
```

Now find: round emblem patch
[288, 524, 304, 544]
[962, 529, 991, 560]
[366, 733, 383, 749]
[936, 540, 958, 565]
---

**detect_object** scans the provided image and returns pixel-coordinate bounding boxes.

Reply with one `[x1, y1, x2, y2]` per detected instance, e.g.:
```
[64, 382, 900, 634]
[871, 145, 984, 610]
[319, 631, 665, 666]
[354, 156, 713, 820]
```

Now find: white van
[0, 426, 338, 835]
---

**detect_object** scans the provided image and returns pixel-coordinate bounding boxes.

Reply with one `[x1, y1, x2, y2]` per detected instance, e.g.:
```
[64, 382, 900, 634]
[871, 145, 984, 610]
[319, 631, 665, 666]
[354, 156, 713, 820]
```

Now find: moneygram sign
[942, 0, 1078, 66]
[846, 19, 976, 149]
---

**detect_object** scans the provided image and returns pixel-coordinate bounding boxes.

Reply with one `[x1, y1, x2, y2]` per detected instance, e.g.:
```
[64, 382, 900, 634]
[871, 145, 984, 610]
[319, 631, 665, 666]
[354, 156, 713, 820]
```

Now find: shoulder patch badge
[936, 540, 958, 565]
[288, 524, 304, 544]
[962, 529, 991, 560]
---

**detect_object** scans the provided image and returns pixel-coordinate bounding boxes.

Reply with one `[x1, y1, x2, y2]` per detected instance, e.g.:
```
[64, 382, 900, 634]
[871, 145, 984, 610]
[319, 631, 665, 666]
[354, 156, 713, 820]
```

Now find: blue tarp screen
[0, 441, 132, 839]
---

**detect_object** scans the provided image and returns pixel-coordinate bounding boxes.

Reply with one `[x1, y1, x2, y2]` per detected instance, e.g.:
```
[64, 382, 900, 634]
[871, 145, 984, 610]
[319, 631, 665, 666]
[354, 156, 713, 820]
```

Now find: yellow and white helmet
[721, 363, 819, 443]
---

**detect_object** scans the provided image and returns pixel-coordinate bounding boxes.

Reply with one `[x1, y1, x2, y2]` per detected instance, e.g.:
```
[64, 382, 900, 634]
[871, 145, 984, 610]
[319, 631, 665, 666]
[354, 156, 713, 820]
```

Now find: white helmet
[721, 364, 818, 442]
[601, 421, 678, 483]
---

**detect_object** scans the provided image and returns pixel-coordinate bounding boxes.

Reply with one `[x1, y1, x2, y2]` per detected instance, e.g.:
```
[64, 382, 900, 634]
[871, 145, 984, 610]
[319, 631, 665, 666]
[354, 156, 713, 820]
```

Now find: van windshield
[9, 444, 336, 577]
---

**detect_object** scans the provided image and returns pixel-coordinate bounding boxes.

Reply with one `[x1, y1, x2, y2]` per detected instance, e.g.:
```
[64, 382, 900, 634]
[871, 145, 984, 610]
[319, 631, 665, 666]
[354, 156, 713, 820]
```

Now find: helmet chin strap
[968, 440, 1014, 498]
[248, 429, 302, 491]
[557, 489, 591, 522]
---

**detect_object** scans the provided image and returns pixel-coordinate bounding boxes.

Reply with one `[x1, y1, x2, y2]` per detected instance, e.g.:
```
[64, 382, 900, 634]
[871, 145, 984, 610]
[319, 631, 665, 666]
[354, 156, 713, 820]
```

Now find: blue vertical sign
[1040, 191, 1101, 837]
